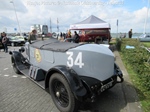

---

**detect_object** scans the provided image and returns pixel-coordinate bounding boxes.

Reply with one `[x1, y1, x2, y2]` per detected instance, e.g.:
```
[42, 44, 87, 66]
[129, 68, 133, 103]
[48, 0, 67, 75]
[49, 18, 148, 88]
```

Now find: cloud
[0, 0, 149, 33]
[0, 0, 27, 12]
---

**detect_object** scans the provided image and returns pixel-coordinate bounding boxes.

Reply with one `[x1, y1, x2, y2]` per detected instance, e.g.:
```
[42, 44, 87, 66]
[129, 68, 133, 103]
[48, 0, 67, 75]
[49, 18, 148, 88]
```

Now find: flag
[57, 18, 59, 32]
[117, 19, 118, 26]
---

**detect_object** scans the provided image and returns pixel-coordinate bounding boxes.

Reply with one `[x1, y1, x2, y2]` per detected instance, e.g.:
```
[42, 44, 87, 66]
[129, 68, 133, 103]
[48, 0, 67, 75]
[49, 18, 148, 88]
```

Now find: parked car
[9, 39, 123, 112]
[8, 36, 25, 46]
[139, 34, 150, 42]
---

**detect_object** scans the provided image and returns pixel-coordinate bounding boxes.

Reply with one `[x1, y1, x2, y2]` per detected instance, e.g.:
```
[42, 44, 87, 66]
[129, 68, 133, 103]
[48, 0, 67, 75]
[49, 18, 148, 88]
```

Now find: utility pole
[117, 19, 119, 38]
[57, 18, 59, 32]
[10, 0, 22, 36]
[50, 18, 52, 33]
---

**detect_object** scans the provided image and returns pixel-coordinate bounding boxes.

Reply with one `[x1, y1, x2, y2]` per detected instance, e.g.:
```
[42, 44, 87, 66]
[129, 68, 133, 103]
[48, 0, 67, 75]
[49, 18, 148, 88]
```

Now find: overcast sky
[0, 0, 150, 33]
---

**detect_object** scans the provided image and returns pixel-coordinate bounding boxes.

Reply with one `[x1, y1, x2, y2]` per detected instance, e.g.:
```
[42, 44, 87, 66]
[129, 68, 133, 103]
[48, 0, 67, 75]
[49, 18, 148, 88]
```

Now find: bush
[120, 38, 150, 91]
[115, 38, 122, 51]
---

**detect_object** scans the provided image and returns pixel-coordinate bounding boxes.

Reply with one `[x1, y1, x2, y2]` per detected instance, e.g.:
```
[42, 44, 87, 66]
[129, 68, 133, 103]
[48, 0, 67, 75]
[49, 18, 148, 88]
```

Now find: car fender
[45, 65, 87, 101]
[9, 51, 26, 68]
[10, 51, 22, 63]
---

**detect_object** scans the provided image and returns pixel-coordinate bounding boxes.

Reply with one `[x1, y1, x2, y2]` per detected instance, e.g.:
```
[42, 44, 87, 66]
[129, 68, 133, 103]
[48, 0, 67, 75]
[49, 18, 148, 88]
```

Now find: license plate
[100, 80, 113, 92]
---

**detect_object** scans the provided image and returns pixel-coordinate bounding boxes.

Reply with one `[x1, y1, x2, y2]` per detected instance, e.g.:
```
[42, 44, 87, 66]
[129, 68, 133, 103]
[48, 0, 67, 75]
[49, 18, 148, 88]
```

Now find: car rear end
[69, 44, 123, 101]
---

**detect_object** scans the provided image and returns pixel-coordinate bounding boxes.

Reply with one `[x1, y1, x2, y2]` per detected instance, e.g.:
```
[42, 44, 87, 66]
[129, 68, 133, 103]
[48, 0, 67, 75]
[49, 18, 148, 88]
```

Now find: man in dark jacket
[73, 31, 80, 43]
[28, 29, 37, 44]
[128, 29, 132, 38]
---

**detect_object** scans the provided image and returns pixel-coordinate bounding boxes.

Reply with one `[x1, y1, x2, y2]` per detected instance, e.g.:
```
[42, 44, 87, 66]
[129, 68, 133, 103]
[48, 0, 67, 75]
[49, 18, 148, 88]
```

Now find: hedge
[118, 38, 150, 91]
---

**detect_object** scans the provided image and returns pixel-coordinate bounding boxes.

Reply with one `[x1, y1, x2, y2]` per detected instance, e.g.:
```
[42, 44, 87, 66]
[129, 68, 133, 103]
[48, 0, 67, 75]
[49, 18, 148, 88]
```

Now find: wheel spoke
[55, 84, 60, 91]
[61, 94, 69, 103]
[61, 92, 69, 99]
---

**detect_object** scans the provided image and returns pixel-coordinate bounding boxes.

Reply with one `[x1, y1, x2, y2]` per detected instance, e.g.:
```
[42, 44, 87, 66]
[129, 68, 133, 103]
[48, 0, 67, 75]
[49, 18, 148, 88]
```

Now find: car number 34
[66, 52, 84, 68]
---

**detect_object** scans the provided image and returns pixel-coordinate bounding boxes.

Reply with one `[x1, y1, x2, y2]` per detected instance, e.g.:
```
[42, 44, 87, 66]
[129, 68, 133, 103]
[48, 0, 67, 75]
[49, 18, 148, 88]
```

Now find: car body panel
[28, 41, 114, 81]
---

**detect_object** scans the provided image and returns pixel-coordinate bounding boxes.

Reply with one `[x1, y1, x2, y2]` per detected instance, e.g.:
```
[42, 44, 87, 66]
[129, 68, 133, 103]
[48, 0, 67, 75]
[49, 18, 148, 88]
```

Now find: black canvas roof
[31, 39, 81, 52]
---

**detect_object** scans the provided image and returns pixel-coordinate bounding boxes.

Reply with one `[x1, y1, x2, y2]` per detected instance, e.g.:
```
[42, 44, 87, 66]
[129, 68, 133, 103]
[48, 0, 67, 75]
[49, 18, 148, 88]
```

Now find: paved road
[0, 46, 142, 112]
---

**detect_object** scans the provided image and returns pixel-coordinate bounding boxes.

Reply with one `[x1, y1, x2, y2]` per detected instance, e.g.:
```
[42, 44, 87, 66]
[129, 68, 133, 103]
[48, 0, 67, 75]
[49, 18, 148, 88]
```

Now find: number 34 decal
[66, 52, 84, 68]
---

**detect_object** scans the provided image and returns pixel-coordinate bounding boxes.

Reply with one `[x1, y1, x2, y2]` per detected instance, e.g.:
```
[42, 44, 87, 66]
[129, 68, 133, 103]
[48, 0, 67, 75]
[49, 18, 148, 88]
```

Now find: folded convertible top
[30, 38, 82, 52]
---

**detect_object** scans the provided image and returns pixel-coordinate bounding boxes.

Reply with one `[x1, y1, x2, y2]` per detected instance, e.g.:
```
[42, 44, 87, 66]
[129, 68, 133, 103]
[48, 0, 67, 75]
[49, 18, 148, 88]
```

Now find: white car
[8, 36, 25, 46]
[139, 34, 150, 42]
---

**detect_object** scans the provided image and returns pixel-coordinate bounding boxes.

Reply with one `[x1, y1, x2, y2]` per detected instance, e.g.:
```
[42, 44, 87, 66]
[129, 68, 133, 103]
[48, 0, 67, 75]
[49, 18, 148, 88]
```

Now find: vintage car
[9, 39, 123, 112]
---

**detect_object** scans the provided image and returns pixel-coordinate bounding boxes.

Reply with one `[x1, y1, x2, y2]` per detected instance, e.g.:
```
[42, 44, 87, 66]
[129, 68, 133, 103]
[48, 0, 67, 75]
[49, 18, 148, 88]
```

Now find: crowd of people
[57, 30, 80, 43]
[0, 28, 133, 53]
[27, 29, 79, 44]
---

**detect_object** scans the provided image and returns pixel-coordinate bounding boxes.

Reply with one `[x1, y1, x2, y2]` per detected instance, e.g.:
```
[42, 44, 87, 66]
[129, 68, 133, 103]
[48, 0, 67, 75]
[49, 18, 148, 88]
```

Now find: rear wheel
[12, 57, 21, 74]
[49, 73, 79, 112]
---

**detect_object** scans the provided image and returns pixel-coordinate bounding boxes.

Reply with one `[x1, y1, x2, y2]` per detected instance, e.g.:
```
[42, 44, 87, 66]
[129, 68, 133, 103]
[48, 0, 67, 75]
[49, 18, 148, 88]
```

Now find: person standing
[63, 33, 66, 39]
[28, 29, 37, 44]
[42, 32, 45, 40]
[2, 33, 8, 53]
[128, 29, 132, 38]
[73, 31, 80, 43]
[67, 30, 71, 38]
[1, 33, 5, 51]
[60, 32, 63, 38]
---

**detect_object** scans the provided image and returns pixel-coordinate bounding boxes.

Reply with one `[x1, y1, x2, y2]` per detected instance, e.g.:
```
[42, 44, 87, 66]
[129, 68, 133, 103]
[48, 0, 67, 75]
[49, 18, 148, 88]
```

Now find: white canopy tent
[70, 15, 110, 30]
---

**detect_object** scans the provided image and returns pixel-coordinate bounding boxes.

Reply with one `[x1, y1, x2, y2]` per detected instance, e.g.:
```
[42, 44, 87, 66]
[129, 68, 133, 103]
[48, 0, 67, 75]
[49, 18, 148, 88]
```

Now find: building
[30, 24, 48, 35]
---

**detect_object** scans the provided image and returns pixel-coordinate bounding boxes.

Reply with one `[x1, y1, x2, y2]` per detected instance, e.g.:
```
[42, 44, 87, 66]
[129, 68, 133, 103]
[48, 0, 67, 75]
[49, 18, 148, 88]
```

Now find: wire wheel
[49, 73, 79, 112]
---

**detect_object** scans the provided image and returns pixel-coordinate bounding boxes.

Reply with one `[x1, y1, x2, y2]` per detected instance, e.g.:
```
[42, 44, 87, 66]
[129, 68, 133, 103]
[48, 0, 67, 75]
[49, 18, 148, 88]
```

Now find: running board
[18, 64, 46, 89]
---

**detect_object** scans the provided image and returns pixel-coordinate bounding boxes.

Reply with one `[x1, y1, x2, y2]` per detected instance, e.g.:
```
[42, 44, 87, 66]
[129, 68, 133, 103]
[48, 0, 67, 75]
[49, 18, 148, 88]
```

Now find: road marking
[21, 76, 26, 79]
[4, 68, 8, 71]
[4, 75, 9, 77]
[12, 75, 18, 78]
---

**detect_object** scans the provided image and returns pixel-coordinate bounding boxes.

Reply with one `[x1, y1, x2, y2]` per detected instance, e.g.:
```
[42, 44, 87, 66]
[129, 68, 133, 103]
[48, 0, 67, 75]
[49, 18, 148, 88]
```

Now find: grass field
[141, 42, 150, 47]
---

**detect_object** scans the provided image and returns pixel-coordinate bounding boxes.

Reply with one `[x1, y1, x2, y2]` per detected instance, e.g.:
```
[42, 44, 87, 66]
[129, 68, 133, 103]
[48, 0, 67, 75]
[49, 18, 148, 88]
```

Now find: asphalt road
[0, 46, 143, 112]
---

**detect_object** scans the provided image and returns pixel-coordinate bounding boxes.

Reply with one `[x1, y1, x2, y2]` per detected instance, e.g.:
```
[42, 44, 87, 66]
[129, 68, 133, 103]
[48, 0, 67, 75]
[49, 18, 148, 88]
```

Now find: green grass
[119, 41, 150, 112]
[141, 42, 150, 47]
